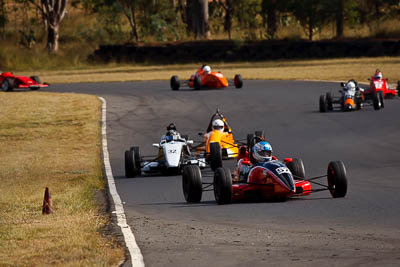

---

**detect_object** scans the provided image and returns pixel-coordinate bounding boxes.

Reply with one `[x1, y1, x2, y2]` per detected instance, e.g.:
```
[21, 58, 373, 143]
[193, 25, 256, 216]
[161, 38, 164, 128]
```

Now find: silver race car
[124, 124, 206, 178]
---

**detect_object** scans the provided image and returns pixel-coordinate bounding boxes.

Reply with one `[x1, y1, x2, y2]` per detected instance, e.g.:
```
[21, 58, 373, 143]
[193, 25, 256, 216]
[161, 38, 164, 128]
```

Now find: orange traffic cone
[42, 187, 53, 214]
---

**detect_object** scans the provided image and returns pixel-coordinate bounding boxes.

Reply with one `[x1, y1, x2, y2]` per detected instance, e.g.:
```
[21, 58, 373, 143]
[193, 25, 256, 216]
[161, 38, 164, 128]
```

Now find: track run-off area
[48, 80, 400, 267]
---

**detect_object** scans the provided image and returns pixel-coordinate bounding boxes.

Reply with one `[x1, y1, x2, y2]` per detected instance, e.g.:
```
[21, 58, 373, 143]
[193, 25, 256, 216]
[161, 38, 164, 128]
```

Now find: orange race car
[170, 65, 243, 90]
[195, 109, 239, 170]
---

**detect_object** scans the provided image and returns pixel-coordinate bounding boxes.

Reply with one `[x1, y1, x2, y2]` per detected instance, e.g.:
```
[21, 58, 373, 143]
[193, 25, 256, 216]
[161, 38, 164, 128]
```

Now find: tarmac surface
[48, 80, 400, 267]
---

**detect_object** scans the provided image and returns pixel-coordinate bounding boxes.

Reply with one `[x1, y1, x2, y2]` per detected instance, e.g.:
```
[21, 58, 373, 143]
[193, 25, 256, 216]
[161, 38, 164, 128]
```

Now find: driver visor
[259, 150, 272, 157]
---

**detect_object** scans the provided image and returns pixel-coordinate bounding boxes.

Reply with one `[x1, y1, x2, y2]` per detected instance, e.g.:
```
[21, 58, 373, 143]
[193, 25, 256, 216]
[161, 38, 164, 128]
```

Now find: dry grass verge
[0, 92, 124, 266]
[20, 57, 400, 85]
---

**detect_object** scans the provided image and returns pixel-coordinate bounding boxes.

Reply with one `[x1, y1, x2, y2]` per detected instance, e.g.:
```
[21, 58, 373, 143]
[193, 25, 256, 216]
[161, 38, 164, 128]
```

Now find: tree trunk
[221, 0, 232, 40]
[127, 7, 139, 42]
[336, 0, 343, 38]
[192, 0, 210, 39]
[47, 24, 59, 52]
[266, 8, 277, 39]
[28, 0, 67, 53]
[308, 14, 313, 41]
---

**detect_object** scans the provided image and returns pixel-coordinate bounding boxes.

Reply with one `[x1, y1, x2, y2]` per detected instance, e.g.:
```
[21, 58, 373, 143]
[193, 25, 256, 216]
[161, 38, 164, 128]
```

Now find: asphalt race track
[48, 80, 400, 267]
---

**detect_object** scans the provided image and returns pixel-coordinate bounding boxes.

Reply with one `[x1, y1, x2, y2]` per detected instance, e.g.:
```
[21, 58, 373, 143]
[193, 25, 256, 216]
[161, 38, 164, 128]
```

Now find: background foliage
[0, 0, 399, 70]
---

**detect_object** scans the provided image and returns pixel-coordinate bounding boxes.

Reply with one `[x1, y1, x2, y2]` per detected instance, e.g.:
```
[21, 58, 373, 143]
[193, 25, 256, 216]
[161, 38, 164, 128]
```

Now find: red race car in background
[364, 71, 399, 98]
[182, 135, 348, 205]
[170, 65, 243, 90]
[0, 72, 49, 91]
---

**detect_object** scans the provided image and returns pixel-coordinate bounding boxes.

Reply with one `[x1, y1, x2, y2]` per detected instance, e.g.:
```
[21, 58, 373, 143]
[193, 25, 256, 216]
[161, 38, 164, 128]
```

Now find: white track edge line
[99, 97, 145, 267]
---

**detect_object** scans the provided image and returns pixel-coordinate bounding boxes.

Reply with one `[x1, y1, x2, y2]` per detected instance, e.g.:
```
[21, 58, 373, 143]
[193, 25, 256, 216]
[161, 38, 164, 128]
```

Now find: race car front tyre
[210, 142, 223, 171]
[378, 91, 384, 108]
[182, 165, 203, 203]
[130, 146, 142, 175]
[234, 74, 243, 88]
[373, 93, 380, 110]
[170, 75, 180, 90]
[319, 95, 327, 112]
[194, 75, 201, 90]
[125, 150, 135, 178]
[286, 158, 305, 179]
[326, 92, 333, 111]
[327, 161, 348, 198]
[1, 78, 13, 91]
[214, 167, 233, 205]
[397, 81, 400, 96]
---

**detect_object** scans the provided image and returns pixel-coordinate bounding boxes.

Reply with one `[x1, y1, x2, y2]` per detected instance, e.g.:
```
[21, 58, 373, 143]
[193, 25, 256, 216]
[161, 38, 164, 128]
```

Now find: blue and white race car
[124, 124, 206, 177]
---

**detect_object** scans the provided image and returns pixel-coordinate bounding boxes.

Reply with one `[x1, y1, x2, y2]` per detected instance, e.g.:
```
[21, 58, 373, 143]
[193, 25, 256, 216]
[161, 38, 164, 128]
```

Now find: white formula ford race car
[124, 132, 206, 177]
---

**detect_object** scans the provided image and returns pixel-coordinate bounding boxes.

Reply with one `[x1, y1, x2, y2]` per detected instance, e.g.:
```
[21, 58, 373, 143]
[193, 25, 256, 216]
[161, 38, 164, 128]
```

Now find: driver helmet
[375, 71, 382, 80]
[203, 65, 211, 74]
[212, 119, 224, 132]
[252, 141, 273, 162]
[167, 123, 177, 131]
[166, 123, 178, 136]
[346, 81, 356, 91]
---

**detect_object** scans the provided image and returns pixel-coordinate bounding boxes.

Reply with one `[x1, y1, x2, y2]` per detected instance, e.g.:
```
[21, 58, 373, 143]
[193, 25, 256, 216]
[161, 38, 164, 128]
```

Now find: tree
[336, 0, 344, 37]
[232, 0, 261, 40]
[28, 0, 67, 53]
[116, 0, 140, 41]
[218, 0, 233, 39]
[0, 0, 6, 39]
[291, 0, 327, 41]
[188, 0, 210, 39]
[261, 0, 289, 39]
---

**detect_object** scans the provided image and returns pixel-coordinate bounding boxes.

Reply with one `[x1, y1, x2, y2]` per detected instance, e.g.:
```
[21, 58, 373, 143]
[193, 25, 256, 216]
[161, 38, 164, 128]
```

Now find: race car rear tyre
[194, 75, 201, 90]
[210, 142, 223, 171]
[286, 158, 305, 179]
[255, 130, 265, 140]
[130, 146, 142, 175]
[373, 93, 380, 110]
[247, 132, 264, 151]
[327, 161, 348, 198]
[214, 167, 232, 205]
[319, 95, 327, 112]
[247, 134, 255, 149]
[1, 78, 13, 91]
[125, 150, 135, 178]
[234, 74, 243, 88]
[378, 91, 384, 108]
[182, 165, 203, 203]
[170, 75, 180, 90]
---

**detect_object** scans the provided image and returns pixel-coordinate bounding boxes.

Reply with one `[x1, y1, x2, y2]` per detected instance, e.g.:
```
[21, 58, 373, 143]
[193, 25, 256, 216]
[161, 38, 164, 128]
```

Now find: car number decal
[276, 166, 290, 175]
[168, 149, 177, 154]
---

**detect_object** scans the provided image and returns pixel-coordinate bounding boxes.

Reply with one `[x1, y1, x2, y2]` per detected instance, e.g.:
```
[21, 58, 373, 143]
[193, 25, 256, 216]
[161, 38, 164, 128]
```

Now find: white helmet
[346, 81, 356, 90]
[203, 65, 211, 74]
[212, 119, 224, 132]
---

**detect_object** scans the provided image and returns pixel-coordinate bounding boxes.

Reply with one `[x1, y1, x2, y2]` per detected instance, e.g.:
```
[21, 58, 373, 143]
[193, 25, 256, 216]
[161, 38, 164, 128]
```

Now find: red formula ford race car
[0, 72, 49, 92]
[364, 70, 399, 98]
[182, 137, 348, 204]
[170, 65, 243, 90]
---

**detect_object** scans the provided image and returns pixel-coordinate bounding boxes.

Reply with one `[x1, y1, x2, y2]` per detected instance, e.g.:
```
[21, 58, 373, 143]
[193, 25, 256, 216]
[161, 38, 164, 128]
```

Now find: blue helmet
[252, 141, 273, 162]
